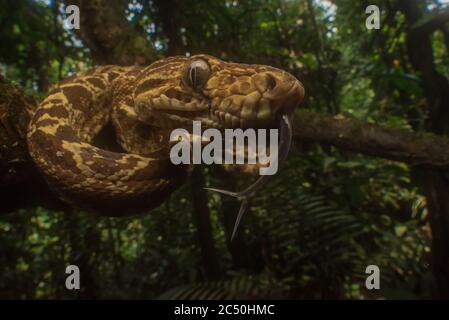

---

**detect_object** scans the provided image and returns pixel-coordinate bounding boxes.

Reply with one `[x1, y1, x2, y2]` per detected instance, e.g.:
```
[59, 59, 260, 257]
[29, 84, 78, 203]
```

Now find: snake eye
[183, 59, 211, 90]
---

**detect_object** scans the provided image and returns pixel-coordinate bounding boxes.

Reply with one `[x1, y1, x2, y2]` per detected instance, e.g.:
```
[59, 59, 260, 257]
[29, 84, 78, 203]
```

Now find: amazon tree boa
[27, 55, 305, 216]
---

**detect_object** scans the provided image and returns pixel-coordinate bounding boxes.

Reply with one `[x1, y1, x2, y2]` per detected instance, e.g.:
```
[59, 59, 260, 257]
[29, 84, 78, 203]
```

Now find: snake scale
[27, 54, 304, 216]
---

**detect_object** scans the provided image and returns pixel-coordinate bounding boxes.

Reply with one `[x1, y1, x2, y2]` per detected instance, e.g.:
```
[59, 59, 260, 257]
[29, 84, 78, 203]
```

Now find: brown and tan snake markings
[27, 54, 304, 216]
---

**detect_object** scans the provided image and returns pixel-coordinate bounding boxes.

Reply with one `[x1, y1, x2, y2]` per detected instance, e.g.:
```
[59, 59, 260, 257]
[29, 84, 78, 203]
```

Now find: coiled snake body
[27, 55, 304, 216]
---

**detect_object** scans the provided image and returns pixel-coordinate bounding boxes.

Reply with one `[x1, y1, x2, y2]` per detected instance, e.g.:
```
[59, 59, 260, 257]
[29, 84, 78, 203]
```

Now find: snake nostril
[266, 73, 277, 91]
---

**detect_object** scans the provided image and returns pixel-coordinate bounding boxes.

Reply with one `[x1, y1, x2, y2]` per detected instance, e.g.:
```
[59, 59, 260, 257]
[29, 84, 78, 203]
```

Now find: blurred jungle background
[1, 0, 449, 299]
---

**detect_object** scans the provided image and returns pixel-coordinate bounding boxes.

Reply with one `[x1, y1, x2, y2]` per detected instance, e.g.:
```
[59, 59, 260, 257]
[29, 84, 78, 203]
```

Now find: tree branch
[3, 77, 449, 212]
[412, 8, 449, 35]
[294, 110, 449, 167]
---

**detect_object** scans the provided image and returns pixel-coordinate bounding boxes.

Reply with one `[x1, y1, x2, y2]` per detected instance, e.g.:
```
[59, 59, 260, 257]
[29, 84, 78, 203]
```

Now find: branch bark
[412, 8, 449, 35]
[293, 111, 449, 168]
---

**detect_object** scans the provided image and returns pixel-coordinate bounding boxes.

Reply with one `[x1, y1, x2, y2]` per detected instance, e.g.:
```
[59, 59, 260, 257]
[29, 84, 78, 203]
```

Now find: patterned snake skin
[27, 54, 304, 216]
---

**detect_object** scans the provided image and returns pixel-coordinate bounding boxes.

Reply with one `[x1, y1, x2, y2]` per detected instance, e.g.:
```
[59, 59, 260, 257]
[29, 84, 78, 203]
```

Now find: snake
[27, 54, 305, 218]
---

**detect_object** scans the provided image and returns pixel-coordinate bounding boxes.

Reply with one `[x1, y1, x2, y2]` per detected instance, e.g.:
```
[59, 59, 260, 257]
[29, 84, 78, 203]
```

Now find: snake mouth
[135, 96, 215, 129]
[207, 79, 304, 129]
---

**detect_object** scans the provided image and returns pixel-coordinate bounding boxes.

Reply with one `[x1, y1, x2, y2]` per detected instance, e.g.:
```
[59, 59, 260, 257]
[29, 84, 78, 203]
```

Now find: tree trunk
[212, 166, 255, 270]
[399, 0, 449, 298]
[64, 0, 157, 65]
[191, 167, 221, 281]
[152, 0, 186, 55]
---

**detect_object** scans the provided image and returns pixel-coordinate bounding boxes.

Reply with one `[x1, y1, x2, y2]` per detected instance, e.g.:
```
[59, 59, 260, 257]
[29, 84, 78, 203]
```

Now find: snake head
[133, 55, 305, 240]
[133, 54, 305, 130]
